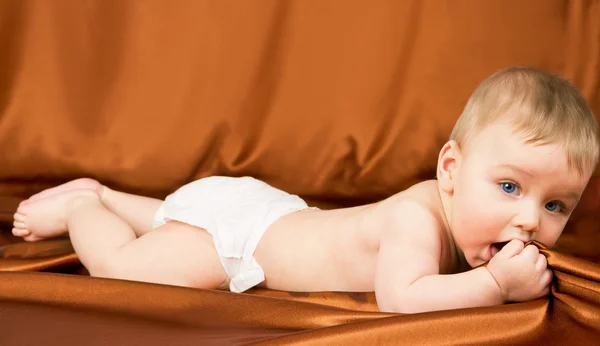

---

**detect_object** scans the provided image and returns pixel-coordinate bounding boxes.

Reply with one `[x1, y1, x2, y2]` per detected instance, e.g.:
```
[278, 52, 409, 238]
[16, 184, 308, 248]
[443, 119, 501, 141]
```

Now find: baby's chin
[467, 257, 487, 268]
[461, 251, 485, 268]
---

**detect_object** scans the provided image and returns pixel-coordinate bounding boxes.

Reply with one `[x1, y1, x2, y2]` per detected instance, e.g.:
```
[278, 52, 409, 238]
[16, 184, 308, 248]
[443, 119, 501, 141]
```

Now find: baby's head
[437, 66, 599, 267]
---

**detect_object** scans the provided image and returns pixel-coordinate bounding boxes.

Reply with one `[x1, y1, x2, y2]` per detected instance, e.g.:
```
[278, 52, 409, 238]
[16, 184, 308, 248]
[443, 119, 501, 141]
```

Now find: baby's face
[449, 120, 592, 267]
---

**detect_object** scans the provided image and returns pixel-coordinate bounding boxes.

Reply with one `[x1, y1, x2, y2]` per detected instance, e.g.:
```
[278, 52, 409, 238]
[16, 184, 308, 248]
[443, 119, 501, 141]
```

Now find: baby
[11, 67, 599, 313]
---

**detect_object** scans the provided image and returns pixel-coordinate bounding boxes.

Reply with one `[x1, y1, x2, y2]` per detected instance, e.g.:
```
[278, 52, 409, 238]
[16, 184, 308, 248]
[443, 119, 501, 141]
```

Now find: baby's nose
[510, 231, 534, 243]
[519, 223, 538, 237]
[514, 204, 540, 234]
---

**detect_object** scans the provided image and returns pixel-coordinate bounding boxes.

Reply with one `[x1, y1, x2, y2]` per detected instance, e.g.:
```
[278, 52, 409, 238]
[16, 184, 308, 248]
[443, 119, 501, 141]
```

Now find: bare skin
[12, 121, 593, 313]
[14, 178, 449, 292]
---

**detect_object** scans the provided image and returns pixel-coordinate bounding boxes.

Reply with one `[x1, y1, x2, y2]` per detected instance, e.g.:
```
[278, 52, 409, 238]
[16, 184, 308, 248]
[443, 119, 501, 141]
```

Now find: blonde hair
[450, 66, 599, 175]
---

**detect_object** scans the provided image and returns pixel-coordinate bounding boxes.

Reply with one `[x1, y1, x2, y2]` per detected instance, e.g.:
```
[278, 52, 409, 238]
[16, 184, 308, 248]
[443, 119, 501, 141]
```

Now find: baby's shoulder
[375, 180, 445, 231]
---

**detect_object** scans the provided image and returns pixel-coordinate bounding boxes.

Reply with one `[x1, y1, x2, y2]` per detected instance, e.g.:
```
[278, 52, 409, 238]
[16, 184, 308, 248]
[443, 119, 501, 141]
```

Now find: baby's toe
[12, 227, 31, 237]
[14, 212, 25, 222]
[23, 234, 42, 242]
[16, 204, 27, 214]
[13, 221, 26, 229]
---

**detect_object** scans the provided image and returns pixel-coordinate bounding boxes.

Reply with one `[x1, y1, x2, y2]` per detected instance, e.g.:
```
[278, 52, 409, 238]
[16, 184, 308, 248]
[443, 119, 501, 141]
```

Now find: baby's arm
[375, 202, 503, 313]
[376, 201, 552, 313]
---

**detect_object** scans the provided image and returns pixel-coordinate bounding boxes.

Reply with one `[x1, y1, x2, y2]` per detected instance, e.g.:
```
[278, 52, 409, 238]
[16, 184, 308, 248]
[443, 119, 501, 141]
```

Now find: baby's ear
[437, 140, 461, 194]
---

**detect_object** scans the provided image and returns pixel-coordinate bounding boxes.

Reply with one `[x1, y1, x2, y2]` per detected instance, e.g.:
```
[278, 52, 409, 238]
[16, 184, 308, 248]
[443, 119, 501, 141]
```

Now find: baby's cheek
[455, 191, 500, 236]
[460, 191, 494, 220]
[536, 228, 563, 248]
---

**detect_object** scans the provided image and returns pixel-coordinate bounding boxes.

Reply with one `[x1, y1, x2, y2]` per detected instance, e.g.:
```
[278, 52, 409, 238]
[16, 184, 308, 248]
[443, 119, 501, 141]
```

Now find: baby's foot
[23, 178, 103, 204]
[13, 189, 100, 242]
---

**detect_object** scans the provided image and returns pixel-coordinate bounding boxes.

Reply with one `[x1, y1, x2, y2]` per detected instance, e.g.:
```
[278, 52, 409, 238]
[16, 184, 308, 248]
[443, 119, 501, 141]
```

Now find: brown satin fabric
[1, 0, 599, 203]
[1, 0, 600, 345]
[0, 244, 598, 345]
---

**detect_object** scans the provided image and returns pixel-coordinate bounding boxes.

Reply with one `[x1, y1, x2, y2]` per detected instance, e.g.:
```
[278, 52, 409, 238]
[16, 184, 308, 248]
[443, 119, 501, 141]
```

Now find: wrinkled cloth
[0, 238, 599, 345]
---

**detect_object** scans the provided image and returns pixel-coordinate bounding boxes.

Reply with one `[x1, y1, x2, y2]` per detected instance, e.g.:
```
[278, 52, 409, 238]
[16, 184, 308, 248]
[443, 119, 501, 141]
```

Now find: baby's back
[254, 180, 446, 293]
[255, 203, 380, 292]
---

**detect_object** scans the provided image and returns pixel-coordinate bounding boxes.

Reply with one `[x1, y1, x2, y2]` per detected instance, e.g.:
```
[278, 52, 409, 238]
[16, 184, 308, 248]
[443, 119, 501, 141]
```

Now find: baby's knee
[86, 254, 123, 280]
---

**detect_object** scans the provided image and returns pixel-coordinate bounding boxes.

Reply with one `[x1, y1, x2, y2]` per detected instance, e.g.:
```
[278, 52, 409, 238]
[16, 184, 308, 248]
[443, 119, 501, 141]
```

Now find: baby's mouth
[490, 241, 510, 258]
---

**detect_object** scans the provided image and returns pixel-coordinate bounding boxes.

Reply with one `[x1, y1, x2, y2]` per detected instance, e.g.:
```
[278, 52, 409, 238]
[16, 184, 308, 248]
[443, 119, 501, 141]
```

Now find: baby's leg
[13, 190, 226, 288]
[20, 178, 163, 238]
[100, 187, 162, 237]
[94, 221, 227, 288]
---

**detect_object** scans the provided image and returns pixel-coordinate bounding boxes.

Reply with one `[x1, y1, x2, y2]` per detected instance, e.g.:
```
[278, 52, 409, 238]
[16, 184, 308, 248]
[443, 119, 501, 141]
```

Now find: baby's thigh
[110, 220, 226, 289]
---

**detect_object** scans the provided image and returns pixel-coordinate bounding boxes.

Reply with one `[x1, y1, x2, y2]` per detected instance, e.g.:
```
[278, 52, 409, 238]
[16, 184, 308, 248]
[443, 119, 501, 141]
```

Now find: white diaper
[152, 176, 313, 293]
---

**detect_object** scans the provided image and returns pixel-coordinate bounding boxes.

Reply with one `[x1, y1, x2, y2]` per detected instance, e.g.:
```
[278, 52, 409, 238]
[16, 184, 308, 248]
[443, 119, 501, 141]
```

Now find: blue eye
[545, 202, 562, 213]
[500, 182, 519, 194]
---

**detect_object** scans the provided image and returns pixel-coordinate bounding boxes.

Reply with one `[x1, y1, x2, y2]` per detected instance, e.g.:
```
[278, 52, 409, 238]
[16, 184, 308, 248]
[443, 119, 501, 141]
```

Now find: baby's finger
[540, 268, 553, 287]
[538, 285, 551, 298]
[535, 254, 547, 272]
[497, 239, 525, 259]
[519, 244, 539, 262]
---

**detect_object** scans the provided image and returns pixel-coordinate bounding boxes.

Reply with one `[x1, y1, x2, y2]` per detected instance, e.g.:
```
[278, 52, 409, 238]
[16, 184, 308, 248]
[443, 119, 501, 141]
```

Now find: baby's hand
[486, 239, 553, 302]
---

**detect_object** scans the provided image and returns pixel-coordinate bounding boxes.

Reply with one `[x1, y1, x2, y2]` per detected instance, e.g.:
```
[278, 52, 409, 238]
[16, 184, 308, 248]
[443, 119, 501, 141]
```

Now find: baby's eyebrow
[558, 192, 580, 203]
[494, 163, 533, 177]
